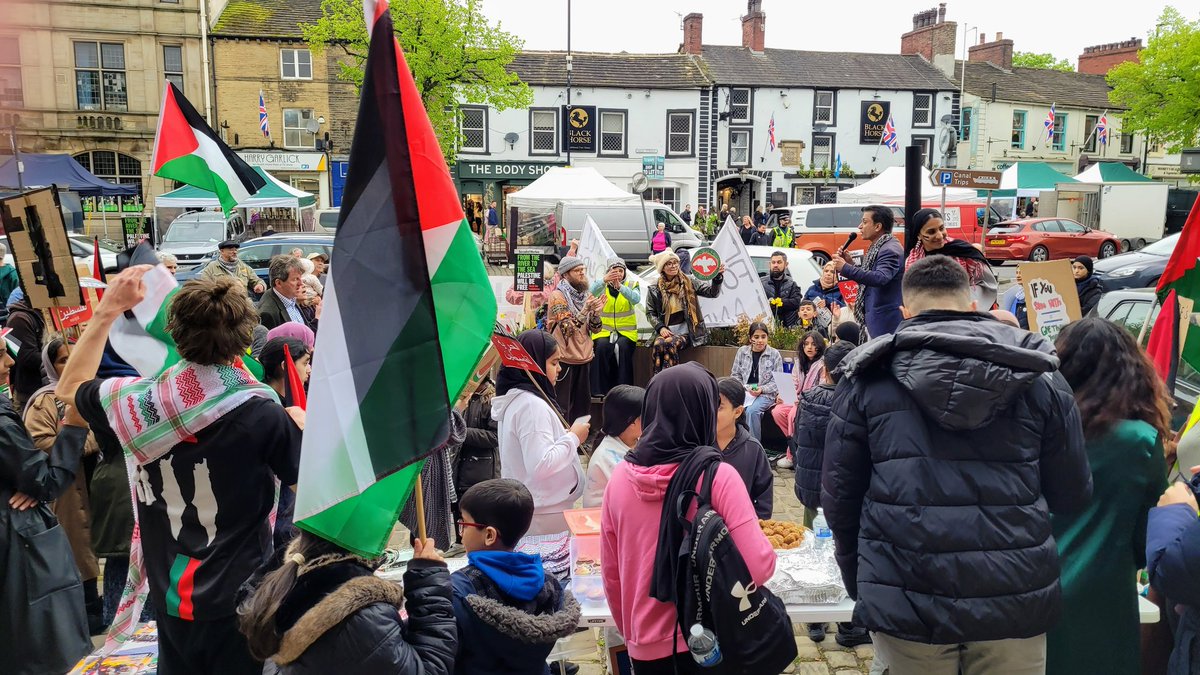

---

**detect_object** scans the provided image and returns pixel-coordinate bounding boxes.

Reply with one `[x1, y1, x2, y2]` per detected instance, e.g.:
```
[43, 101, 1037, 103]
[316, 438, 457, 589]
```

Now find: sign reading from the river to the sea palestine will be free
[513, 250, 546, 293]
[860, 101, 892, 144]
[562, 105, 597, 153]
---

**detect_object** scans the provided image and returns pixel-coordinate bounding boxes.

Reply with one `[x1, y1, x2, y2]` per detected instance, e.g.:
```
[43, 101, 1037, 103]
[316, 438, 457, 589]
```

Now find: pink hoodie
[600, 461, 776, 661]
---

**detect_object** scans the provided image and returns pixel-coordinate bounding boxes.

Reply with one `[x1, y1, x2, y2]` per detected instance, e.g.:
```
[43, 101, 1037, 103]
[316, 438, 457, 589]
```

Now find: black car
[175, 233, 334, 291]
[1093, 234, 1177, 290]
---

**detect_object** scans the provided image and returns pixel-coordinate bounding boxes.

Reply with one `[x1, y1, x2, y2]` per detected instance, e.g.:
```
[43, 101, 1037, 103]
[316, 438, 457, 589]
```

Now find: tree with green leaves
[302, 0, 533, 163]
[1108, 7, 1200, 155]
[1011, 51, 1074, 72]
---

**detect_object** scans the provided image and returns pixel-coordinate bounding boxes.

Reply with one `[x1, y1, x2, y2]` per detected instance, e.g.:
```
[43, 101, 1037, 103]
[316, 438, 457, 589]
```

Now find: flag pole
[524, 369, 570, 428]
[412, 477, 428, 541]
[1137, 296, 1160, 345]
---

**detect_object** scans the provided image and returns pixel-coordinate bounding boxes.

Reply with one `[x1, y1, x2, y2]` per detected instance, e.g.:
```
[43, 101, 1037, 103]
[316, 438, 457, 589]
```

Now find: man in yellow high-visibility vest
[590, 256, 641, 393]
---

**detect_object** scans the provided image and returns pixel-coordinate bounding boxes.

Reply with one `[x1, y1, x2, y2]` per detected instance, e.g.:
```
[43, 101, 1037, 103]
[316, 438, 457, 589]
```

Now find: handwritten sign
[1018, 260, 1081, 340]
[513, 250, 545, 293]
[838, 280, 859, 307]
[577, 215, 618, 287]
[491, 332, 545, 376]
[697, 221, 773, 328]
[51, 303, 93, 330]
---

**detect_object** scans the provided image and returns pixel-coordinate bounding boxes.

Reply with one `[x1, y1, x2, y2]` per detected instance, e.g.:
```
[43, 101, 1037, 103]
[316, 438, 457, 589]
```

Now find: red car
[984, 217, 1120, 263]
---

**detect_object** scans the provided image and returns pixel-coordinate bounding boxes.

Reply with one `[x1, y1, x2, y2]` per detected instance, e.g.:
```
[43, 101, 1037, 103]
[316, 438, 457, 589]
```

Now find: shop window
[530, 108, 557, 156]
[811, 134, 833, 170]
[729, 129, 750, 167]
[74, 150, 142, 197]
[913, 92, 933, 128]
[163, 45, 183, 91]
[280, 49, 312, 80]
[459, 106, 487, 153]
[814, 90, 834, 124]
[729, 87, 751, 124]
[0, 36, 20, 107]
[283, 108, 316, 149]
[666, 111, 694, 157]
[75, 42, 127, 111]
[1011, 111, 1026, 149]
[792, 185, 815, 205]
[599, 110, 626, 156]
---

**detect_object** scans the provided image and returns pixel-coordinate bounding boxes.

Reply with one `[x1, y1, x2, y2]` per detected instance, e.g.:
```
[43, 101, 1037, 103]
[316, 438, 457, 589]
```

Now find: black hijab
[913, 207, 988, 263]
[495, 330, 562, 414]
[626, 361, 719, 466]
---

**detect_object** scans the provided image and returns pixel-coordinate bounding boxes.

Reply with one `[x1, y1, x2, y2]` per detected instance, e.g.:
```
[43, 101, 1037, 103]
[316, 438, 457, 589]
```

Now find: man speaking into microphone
[831, 206, 904, 342]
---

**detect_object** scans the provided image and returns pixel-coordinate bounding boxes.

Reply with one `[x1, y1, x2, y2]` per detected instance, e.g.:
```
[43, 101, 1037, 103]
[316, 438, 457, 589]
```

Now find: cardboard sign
[690, 247, 722, 280]
[0, 187, 83, 310]
[838, 280, 859, 307]
[1018, 259, 1082, 340]
[513, 250, 545, 293]
[491, 332, 545, 376]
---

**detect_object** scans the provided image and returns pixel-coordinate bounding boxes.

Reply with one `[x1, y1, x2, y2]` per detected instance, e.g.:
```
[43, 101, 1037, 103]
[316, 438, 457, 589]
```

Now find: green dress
[1047, 419, 1166, 675]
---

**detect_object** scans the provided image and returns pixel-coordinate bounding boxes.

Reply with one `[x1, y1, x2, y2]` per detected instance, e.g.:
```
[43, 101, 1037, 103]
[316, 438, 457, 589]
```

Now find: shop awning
[988, 162, 1078, 198]
[1074, 162, 1153, 183]
[155, 166, 316, 208]
[0, 153, 139, 197]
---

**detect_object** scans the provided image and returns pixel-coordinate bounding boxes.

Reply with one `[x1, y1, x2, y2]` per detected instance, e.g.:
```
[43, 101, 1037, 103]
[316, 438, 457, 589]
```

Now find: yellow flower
[770, 297, 783, 307]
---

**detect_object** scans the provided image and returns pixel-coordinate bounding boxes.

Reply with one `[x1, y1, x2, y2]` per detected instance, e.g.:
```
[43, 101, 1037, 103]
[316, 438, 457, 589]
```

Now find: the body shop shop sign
[562, 105, 597, 153]
[457, 161, 563, 180]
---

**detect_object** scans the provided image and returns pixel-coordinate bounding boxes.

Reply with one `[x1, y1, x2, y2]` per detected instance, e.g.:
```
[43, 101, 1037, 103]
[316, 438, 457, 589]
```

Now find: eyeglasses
[663, 261, 680, 268]
[455, 520, 487, 534]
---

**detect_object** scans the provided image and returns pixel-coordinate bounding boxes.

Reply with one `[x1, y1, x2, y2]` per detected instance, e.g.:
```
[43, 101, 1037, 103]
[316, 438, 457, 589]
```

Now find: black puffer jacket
[762, 271, 804, 328]
[821, 311, 1093, 644]
[272, 560, 457, 675]
[791, 382, 836, 511]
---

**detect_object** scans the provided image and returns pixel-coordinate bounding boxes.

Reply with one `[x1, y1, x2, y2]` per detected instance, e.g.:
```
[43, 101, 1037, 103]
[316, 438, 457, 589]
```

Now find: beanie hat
[1073, 255, 1094, 277]
[557, 256, 584, 276]
[607, 256, 627, 271]
[651, 250, 681, 275]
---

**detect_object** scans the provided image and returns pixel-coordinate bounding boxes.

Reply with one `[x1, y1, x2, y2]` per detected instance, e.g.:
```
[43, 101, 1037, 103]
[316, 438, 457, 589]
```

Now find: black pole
[903, 145, 921, 256]
[565, 0, 572, 166]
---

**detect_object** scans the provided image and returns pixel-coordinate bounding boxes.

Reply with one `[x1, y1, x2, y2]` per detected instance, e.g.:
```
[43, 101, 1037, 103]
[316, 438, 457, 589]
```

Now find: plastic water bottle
[813, 508, 833, 549]
[687, 623, 723, 667]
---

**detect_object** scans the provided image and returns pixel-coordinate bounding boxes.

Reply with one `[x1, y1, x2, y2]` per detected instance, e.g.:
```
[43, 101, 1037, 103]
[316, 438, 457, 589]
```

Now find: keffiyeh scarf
[854, 232, 896, 343]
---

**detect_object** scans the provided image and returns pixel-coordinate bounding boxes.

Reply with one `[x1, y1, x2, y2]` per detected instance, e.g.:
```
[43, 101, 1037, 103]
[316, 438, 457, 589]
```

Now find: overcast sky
[478, 0, 1180, 66]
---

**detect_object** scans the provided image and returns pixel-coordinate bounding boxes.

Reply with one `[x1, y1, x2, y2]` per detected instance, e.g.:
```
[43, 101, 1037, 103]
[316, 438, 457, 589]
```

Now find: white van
[158, 211, 247, 267]
[555, 201, 704, 263]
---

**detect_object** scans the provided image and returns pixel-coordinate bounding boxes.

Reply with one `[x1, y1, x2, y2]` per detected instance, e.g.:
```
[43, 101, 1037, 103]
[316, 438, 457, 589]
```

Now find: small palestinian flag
[151, 82, 265, 217]
[1157, 195, 1200, 371]
[294, 0, 497, 557]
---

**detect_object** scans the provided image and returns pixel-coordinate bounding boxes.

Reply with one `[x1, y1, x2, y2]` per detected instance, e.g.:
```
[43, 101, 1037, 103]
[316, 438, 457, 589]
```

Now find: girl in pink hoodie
[600, 362, 776, 672]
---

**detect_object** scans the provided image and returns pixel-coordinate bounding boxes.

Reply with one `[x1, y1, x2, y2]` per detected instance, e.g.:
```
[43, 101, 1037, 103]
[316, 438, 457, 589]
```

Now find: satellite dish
[503, 132, 520, 144]
[631, 172, 649, 193]
[304, 119, 320, 134]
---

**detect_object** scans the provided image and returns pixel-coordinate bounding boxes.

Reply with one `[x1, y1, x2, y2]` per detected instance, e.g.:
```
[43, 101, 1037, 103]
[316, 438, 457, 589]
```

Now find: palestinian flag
[294, 0, 496, 557]
[1157, 195, 1200, 371]
[1147, 289, 1180, 391]
[151, 82, 265, 218]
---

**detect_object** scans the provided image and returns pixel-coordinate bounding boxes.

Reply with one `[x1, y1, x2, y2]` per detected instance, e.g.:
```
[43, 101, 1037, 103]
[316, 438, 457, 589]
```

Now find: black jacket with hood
[792, 382, 836, 511]
[719, 424, 774, 519]
[821, 311, 1093, 644]
[271, 559, 457, 675]
[762, 270, 804, 328]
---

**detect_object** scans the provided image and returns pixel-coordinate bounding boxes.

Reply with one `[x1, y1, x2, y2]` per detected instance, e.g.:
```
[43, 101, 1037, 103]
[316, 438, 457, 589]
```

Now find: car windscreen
[1142, 234, 1178, 256]
[164, 220, 224, 243]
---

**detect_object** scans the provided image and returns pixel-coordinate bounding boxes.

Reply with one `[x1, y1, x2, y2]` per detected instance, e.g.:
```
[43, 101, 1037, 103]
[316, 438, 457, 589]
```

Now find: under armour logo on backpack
[730, 580, 757, 612]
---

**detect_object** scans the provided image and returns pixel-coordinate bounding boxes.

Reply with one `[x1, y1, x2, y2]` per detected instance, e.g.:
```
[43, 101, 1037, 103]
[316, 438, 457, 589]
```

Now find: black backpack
[672, 462, 797, 674]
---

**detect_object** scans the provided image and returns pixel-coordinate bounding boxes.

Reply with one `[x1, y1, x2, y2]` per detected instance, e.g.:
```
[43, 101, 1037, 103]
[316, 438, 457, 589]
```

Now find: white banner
[577, 215, 618, 284]
[699, 221, 772, 328]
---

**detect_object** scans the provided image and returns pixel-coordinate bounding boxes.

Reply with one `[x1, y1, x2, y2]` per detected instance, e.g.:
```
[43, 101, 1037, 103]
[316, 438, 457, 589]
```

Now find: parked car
[67, 234, 121, 273]
[983, 217, 1120, 263]
[1093, 233, 1178, 291]
[1097, 287, 1200, 422]
[158, 211, 249, 267]
[175, 233, 334, 296]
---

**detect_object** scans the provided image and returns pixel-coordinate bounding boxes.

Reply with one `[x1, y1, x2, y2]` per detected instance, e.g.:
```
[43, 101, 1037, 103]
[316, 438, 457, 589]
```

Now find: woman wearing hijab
[491, 330, 589, 579]
[600, 362, 775, 673]
[1072, 256, 1106, 317]
[905, 208, 998, 309]
[646, 250, 723, 373]
[22, 338, 104, 633]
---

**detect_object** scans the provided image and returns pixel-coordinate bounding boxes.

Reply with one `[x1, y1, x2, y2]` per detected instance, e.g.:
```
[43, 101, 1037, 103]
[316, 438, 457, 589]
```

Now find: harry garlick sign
[562, 105, 597, 153]
[859, 101, 892, 144]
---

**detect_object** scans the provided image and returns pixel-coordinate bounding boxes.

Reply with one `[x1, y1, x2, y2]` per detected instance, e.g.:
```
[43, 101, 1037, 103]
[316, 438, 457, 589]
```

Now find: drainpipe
[199, 0, 214, 124]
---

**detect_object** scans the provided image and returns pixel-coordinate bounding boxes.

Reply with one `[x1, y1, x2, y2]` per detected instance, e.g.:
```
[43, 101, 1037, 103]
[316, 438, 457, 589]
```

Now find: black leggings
[630, 653, 703, 675]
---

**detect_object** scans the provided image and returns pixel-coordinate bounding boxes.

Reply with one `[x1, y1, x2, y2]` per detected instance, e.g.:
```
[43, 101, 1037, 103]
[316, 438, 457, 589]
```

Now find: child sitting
[796, 300, 832, 338]
[583, 385, 645, 508]
[452, 479, 582, 675]
[716, 377, 774, 519]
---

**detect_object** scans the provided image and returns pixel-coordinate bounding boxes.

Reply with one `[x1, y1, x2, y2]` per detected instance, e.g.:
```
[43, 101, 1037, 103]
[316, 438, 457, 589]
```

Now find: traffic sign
[929, 169, 1002, 190]
[690, 247, 722, 280]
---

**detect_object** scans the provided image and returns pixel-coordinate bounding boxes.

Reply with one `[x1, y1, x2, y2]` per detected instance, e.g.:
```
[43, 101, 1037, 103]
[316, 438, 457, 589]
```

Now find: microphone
[840, 232, 857, 252]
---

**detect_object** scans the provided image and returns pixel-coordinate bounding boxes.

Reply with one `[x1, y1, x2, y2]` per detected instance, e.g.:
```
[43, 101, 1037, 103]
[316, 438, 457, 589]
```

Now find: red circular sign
[690, 247, 722, 280]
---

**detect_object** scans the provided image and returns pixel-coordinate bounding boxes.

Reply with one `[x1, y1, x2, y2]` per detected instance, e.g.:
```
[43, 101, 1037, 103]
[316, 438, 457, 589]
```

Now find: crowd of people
[2, 200, 1197, 675]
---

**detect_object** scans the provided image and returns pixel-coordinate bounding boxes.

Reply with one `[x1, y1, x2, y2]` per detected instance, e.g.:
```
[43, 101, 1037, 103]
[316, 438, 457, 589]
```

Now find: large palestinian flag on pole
[1157, 194, 1200, 371]
[151, 82, 265, 217]
[294, 0, 497, 557]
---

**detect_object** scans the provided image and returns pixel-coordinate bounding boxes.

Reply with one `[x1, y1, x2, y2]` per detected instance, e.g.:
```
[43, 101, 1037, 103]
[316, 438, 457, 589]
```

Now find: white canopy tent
[836, 166, 979, 204]
[506, 167, 641, 210]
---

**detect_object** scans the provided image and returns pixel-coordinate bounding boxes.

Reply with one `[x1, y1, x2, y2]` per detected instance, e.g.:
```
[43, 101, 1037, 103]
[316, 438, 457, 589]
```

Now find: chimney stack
[900, 4, 957, 75]
[969, 31, 1014, 70]
[741, 0, 765, 52]
[1077, 37, 1142, 74]
[682, 13, 703, 55]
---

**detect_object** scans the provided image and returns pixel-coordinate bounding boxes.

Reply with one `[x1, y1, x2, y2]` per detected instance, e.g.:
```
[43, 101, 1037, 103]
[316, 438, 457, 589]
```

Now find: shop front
[455, 160, 565, 234]
[236, 151, 330, 209]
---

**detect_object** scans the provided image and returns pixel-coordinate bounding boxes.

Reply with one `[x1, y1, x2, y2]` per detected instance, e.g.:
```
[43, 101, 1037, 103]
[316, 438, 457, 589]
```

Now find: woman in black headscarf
[599, 362, 776, 672]
[905, 207, 998, 309]
[491, 330, 588, 579]
[1072, 256, 1106, 317]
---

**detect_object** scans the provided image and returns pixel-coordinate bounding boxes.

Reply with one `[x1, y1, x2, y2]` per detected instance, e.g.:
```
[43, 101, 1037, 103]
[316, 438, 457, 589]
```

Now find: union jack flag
[881, 114, 899, 153]
[1097, 113, 1109, 146]
[768, 114, 776, 151]
[259, 90, 271, 139]
[1044, 103, 1056, 143]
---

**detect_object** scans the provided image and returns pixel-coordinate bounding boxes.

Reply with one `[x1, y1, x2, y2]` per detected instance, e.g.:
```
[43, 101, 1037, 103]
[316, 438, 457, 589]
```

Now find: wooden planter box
[631, 345, 797, 386]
